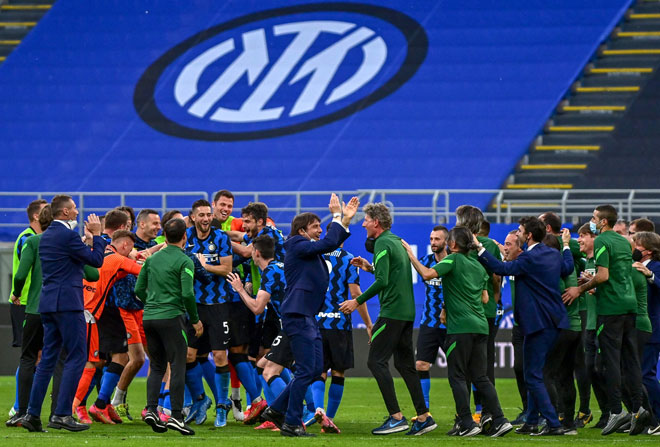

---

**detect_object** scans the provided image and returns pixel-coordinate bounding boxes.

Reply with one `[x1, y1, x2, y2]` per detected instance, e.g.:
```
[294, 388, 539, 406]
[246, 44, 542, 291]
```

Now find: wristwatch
[332, 212, 341, 219]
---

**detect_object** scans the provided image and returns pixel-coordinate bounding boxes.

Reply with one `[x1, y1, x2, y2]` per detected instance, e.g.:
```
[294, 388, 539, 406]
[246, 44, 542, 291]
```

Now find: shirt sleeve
[83, 265, 100, 282]
[181, 258, 199, 324]
[219, 232, 232, 257]
[12, 237, 36, 297]
[432, 255, 456, 277]
[356, 247, 389, 305]
[134, 257, 149, 301]
[594, 238, 609, 269]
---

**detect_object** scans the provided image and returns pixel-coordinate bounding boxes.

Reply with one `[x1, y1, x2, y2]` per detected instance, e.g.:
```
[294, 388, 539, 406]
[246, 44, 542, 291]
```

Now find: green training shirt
[631, 266, 652, 333]
[135, 244, 199, 323]
[12, 234, 99, 315]
[473, 236, 501, 318]
[356, 230, 415, 321]
[559, 269, 581, 331]
[10, 226, 36, 305]
[594, 230, 637, 316]
[583, 257, 597, 330]
[509, 276, 517, 327]
[433, 252, 489, 335]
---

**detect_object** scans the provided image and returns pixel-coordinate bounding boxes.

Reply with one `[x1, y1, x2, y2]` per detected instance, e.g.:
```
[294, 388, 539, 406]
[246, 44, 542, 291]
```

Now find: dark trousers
[18, 313, 63, 416]
[28, 311, 86, 417]
[473, 317, 497, 408]
[144, 316, 188, 419]
[642, 341, 660, 419]
[271, 314, 323, 426]
[523, 327, 560, 427]
[366, 317, 427, 417]
[10, 303, 25, 347]
[584, 329, 609, 414]
[574, 310, 591, 414]
[622, 329, 656, 424]
[511, 325, 527, 412]
[597, 314, 643, 414]
[544, 329, 580, 422]
[447, 332, 504, 427]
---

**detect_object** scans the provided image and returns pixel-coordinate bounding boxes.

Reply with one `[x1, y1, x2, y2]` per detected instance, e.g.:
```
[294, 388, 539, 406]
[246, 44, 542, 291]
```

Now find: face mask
[365, 237, 376, 253]
[632, 249, 644, 262]
[68, 220, 78, 230]
[589, 221, 599, 235]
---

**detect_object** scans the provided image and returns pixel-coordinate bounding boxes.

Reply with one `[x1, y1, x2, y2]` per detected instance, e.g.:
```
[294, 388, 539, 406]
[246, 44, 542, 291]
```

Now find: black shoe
[630, 408, 651, 436]
[262, 407, 285, 430]
[166, 417, 195, 436]
[532, 425, 565, 436]
[281, 422, 316, 437]
[515, 423, 538, 434]
[480, 413, 493, 435]
[47, 415, 90, 432]
[143, 410, 168, 433]
[447, 415, 461, 435]
[6, 413, 25, 427]
[21, 414, 45, 432]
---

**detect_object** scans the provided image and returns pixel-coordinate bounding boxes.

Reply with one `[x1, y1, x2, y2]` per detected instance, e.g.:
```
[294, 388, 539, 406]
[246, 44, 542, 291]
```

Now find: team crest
[208, 242, 217, 252]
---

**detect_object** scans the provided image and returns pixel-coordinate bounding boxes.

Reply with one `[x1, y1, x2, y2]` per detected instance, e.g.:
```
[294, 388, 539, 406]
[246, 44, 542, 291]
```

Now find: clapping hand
[329, 194, 341, 214]
[86, 214, 102, 236]
[561, 228, 572, 247]
[342, 196, 360, 220]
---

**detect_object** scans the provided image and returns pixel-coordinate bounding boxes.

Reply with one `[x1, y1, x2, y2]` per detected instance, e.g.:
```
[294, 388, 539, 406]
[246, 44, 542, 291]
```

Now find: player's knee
[213, 351, 227, 366]
[330, 370, 344, 378]
[186, 351, 197, 363]
[114, 352, 129, 366]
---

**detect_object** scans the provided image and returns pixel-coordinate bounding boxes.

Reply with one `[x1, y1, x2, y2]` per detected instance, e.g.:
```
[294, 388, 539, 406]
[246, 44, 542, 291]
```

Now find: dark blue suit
[271, 221, 350, 426]
[643, 260, 660, 419]
[28, 221, 106, 417]
[479, 243, 573, 428]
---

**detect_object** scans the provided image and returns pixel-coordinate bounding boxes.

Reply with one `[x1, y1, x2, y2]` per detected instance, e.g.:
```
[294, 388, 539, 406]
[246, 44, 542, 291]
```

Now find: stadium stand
[0, 1, 52, 64]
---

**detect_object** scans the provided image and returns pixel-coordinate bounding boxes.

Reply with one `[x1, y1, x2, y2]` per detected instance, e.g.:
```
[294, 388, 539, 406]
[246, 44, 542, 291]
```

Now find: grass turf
[0, 375, 656, 446]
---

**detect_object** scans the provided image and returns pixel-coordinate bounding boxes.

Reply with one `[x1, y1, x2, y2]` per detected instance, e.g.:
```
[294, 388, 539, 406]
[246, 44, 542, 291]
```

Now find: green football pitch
[0, 375, 656, 446]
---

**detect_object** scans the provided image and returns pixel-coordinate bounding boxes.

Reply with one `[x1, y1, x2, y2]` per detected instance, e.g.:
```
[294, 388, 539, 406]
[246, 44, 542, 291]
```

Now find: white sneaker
[232, 399, 244, 422]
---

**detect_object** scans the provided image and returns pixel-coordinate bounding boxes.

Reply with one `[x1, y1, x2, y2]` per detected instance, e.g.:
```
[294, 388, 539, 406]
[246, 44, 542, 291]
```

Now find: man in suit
[262, 194, 358, 437]
[22, 195, 107, 433]
[476, 216, 573, 436]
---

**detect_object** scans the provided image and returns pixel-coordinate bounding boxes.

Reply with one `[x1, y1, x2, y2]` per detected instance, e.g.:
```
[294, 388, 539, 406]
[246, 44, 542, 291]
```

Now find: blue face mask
[589, 221, 599, 235]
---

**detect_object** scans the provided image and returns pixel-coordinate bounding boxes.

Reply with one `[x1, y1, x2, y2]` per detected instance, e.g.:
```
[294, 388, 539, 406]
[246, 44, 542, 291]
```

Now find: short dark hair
[253, 235, 275, 260]
[578, 223, 595, 236]
[290, 212, 320, 237]
[455, 205, 484, 234]
[164, 218, 186, 244]
[519, 216, 546, 243]
[631, 218, 655, 233]
[542, 233, 560, 251]
[112, 230, 136, 243]
[115, 206, 135, 230]
[27, 199, 47, 222]
[242, 202, 268, 226]
[478, 220, 491, 237]
[191, 199, 211, 212]
[432, 225, 448, 234]
[161, 210, 182, 229]
[539, 212, 561, 234]
[136, 209, 159, 224]
[448, 226, 478, 254]
[38, 204, 53, 231]
[595, 204, 618, 228]
[51, 195, 73, 218]
[104, 209, 130, 231]
[213, 190, 234, 203]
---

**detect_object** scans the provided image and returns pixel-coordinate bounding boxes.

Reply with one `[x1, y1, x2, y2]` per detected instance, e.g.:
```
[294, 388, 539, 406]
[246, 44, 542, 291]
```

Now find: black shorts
[98, 305, 128, 355]
[264, 330, 294, 368]
[10, 303, 26, 347]
[247, 312, 262, 359]
[321, 329, 354, 372]
[226, 301, 253, 347]
[187, 303, 228, 352]
[416, 324, 447, 363]
[261, 312, 281, 349]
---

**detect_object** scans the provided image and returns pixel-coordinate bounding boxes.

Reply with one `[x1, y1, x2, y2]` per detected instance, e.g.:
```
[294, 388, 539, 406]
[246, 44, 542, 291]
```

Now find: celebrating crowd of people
[4, 191, 660, 438]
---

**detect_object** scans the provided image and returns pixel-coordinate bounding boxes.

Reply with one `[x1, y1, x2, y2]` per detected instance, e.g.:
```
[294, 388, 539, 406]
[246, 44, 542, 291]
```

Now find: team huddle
[4, 191, 660, 438]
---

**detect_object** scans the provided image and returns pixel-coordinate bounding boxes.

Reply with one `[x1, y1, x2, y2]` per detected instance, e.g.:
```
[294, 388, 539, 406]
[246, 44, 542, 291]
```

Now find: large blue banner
[0, 0, 630, 198]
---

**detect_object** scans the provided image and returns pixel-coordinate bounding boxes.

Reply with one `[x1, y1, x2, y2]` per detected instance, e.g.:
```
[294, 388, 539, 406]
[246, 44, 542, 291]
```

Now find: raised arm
[401, 239, 439, 281]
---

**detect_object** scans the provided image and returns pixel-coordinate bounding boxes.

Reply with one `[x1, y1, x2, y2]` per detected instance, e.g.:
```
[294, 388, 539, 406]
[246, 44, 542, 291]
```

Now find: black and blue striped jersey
[186, 226, 235, 304]
[259, 260, 286, 320]
[419, 253, 445, 328]
[133, 234, 157, 251]
[316, 249, 359, 331]
[243, 225, 286, 262]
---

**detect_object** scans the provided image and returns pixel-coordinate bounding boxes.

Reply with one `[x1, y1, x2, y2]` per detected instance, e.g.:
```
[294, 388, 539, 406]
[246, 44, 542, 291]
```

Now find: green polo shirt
[473, 236, 501, 318]
[356, 230, 415, 321]
[583, 257, 597, 330]
[594, 230, 637, 316]
[631, 266, 652, 333]
[135, 245, 199, 323]
[559, 269, 581, 331]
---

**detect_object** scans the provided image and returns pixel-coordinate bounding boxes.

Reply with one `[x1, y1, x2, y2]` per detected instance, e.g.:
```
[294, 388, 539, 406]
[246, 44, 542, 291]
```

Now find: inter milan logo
[134, 3, 427, 141]
[208, 242, 217, 252]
